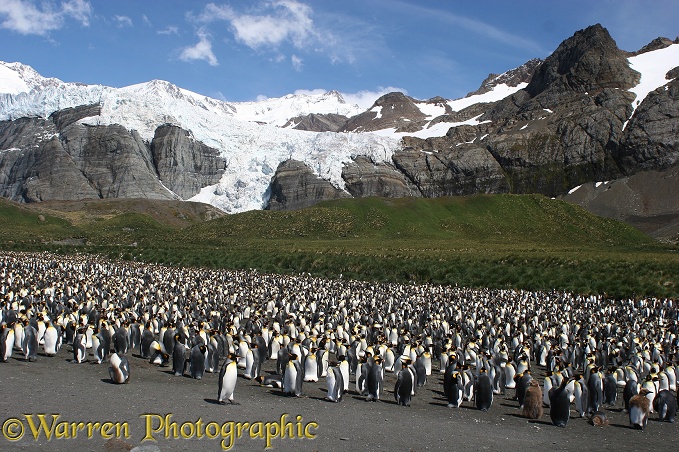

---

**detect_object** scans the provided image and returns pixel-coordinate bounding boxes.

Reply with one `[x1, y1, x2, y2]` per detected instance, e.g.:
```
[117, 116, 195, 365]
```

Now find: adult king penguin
[475, 367, 493, 411]
[325, 362, 344, 403]
[549, 376, 574, 427]
[394, 360, 415, 407]
[218, 353, 239, 405]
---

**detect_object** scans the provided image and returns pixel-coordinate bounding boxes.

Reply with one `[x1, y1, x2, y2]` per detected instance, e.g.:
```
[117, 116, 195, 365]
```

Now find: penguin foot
[228, 400, 239, 405]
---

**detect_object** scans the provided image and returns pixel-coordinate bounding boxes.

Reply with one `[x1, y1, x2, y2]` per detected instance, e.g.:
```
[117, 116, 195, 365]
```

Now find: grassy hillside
[0, 195, 676, 298]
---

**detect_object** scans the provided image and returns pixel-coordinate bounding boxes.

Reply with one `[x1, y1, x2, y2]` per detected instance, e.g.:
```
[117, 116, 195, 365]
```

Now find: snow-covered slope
[0, 62, 397, 213]
[0, 39, 675, 213]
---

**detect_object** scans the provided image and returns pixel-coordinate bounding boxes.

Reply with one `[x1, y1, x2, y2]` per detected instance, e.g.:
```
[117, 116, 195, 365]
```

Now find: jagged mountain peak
[467, 58, 542, 97]
[525, 23, 637, 97]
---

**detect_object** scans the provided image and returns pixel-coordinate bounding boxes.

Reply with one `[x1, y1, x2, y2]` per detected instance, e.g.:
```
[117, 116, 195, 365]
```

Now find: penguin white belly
[43, 328, 59, 355]
[218, 362, 238, 403]
[304, 355, 318, 382]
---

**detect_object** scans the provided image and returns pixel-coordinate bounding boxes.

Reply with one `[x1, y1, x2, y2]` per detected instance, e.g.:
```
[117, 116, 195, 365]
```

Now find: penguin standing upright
[338, 355, 350, 393]
[366, 356, 383, 401]
[218, 353, 239, 405]
[394, 360, 415, 407]
[475, 367, 493, 411]
[72, 328, 87, 363]
[623, 378, 639, 413]
[42, 321, 60, 356]
[189, 344, 207, 380]
[549, 377, 574, 427]
[542, 373, 553, 408]
[246, 343, 261, 380]
[108, 352, 130, 384]
[443, 370, 463, 408]
[303, 349, 319, 382]
[325, 362, 344, 403]
[413, 355, 427, 387]
[653, 389, 677, 423]
[172, 334, 187, 377]
[574, 377, 589, 418]
[588, 368, 604, 414]
[113, 326, 129, 355]
[1, 322, 15, 362]
[92, 328, 106, 364]
[21, 321, 38, 361]
[522, 380, 544, 419]
[283, 354, 303, 397]
[515, 371, 532, 407]
[629, 388, 652, 430]
[140, 323, 154, 359]
[603, 368, 618, 406]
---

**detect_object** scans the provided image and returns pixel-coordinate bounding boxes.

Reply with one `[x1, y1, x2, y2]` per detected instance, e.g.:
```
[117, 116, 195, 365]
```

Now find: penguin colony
[1, 251, 678, 430]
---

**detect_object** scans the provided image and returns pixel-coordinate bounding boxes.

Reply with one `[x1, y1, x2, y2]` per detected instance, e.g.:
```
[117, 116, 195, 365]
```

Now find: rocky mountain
[0, 24, 678, 238]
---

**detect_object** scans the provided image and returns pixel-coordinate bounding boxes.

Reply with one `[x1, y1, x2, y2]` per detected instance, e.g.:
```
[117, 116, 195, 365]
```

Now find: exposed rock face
[466, 58, 542, 97]
[341, 92, 427, 133]
[266, 159, 350, 211]
[283, 113, 348, 132]
[263, 26, 679, 210]
[616, 79, 679, 172]
[150, 124, 225, 200]
[0, 104, 223, 203]
[342, 156, 420, 198]
[393, 142, 510, 197]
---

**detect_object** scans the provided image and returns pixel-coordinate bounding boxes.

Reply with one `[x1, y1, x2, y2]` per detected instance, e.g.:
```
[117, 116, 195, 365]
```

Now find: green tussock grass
[0, 194, 676, 298]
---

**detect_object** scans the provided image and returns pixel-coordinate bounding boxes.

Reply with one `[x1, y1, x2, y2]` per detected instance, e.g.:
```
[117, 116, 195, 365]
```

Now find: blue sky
[1, 0, 677, 106]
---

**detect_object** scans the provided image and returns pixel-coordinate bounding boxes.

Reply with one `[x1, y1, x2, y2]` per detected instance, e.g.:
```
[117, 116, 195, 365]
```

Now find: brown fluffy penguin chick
[522, 380, 544, 419]
[629, 388, 652, 430]
[590, 411, 610, 427]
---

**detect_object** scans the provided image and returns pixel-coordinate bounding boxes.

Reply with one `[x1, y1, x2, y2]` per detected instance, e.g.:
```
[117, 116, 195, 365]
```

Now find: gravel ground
[1, 347, 676, 452]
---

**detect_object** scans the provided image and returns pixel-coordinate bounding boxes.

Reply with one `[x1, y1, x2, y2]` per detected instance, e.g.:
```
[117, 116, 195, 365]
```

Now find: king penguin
[189, 344, 208, 380]
[1, 322, 15, 362]
[549, 376, 574, 427]
[42, 321, 60, 356]
[366, 356, 384, 401]
[172, 334, 187, 377]
[283, 353, 303, 397]
[72, 327, 87, 364]
[218, 353, 239, 405]
[108, 352, 130, 384]
[326, 362, 344, 403]
[394, 360, 415, 407]
[21, 320, 38, 361]
[653, 389, 677, 423]
[475, 367, 493, 411]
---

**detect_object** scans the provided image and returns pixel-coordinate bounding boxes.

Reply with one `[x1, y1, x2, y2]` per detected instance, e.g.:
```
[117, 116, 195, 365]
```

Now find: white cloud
[341, 87, 408, 110]
[142, 14, 151, 26]
[291, 54, 303, 71]
[158, 25, 179, 36]
[179, 29, 218, 66]
[113, 15, 132, 28]
[293, 88, 326, 96]
[0, 0, 92, 35]
[198, 1, 317, 50]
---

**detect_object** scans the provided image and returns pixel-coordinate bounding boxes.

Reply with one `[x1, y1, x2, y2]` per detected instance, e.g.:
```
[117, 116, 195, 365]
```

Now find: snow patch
[567, 184, 582, 195]
[627, 44, 679, 123]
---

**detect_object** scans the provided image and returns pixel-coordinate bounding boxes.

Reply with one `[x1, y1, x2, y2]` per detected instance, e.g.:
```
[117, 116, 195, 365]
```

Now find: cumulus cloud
[0, 0, 92, 35]
[179, 29, 218, 66]
[113, 15, 132, 28]
[197, 0, 317, 50]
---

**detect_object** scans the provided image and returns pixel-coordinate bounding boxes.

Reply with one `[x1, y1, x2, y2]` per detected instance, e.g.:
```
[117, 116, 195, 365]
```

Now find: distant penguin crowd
[1, 251, 678, 429]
